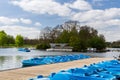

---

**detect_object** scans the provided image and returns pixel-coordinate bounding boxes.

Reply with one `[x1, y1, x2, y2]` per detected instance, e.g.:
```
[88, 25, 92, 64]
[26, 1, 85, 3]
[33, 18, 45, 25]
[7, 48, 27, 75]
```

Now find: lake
[0, 48, 120, 71]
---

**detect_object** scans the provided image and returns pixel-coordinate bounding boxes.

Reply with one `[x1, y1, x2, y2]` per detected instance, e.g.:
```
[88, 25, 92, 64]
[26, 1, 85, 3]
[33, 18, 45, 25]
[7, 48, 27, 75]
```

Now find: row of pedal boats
[29, 59, 120, 80]
[22, 54, 90, 67]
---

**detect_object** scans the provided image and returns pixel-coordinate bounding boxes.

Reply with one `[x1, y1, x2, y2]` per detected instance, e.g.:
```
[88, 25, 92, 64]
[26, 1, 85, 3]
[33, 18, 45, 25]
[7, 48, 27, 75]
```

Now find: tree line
[0, 30, 24, 47]
[0, 31, 14, 47]
[107, 41, 120, 48]
[37, 21, 106, 52]
[0, 30, 39, 47]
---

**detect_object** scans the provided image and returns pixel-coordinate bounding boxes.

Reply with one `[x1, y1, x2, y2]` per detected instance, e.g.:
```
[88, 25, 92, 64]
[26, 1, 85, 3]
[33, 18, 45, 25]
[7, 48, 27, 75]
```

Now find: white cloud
[71, 8, 120, 29]
[103, 8, 120, 19]
[11, 0, 92, 16]
[72, 8, 120, 23]
[0, 16, 19, 25]
[11, 0, 71, 16]
[0, 16, 33, 25]
[35, 22, 41, 26]
[99, 30, 120, 42]
[67, 0, 92, 11]
[105, 19, 120, 26]
[0, 16, 41, 39]
[72, 10, 104, 22]
[20, 18, 32, 24]
[0, 25, 40, 39]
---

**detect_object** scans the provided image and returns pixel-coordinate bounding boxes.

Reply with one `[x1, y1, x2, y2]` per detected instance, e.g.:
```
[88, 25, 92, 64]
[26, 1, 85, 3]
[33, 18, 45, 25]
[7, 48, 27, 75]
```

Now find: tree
[110, 40, 120, 48]
[69, 27, 81, 51]
[89, 35, 106, 51]
[69, 36, 81, 51]
[15, 35, 24, 47]
[0, 31, 7, 47]
[56, 30, 70, 43]
[78, 26, 98, 50]
[36, 43, 50, 49]
[6, 35, 15, 45]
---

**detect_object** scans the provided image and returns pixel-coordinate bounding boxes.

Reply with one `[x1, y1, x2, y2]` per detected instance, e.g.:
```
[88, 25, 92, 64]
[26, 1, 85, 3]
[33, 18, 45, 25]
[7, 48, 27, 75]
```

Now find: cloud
[20, 18, 32, 24]
[35, 22, 41, 26]
[11, 0, 71, 16]
[106, 19, 120, 26]
[72, 10, 104, 23]
[0, 16, 33, 25]
[99, 29, 120, 42]
[11, 0, 92, 16]
[0, 16, 19, 25]
[72, 8, 120, 23]
[71, 8, 120, 29]
[66, 0, 92, 11]
[0, 25, 40, 39]
[0, 16, 41, 39]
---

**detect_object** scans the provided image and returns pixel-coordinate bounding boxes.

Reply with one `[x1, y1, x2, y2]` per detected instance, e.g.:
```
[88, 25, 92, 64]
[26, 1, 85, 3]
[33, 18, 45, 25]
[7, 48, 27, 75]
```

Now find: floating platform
[46, 48, 72, 52]
[0, 58, 113, 80]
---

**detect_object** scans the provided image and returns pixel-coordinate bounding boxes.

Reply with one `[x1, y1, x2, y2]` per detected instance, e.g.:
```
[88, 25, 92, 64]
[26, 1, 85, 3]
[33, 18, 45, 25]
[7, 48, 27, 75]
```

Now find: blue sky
[0, 0, 120, 42]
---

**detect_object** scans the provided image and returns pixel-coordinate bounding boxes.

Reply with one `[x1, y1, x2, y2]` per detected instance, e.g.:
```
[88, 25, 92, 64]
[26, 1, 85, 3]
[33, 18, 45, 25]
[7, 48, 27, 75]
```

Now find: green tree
[6, 35, 15, 45]
[69, 27, 81, 51]
[89, 35, 106, 51]
[15, 35, 24, 47]
[78, 26, 98, 50]
[56, 30, 70, 43]
[0, 31, 7, 47]
[36, 43, 50, 49]
[69, 36, 81, 51]
[110, 41, 120, 48]
[70, 27, 78, 36]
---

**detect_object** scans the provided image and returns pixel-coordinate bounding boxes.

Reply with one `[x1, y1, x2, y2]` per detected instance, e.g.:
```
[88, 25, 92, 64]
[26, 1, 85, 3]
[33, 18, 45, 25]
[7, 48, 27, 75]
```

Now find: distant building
[46, 43, 73, 52]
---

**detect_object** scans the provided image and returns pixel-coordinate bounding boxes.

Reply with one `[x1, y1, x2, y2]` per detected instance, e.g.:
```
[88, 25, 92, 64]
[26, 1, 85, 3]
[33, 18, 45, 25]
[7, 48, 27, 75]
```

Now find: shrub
[36, 43, 50, 50]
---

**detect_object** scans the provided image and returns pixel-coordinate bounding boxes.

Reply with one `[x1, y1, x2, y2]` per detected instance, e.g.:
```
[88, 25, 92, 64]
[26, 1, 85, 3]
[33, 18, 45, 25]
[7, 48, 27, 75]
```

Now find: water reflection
[0, 56, 5, 68]
[0, 56, 18, 70]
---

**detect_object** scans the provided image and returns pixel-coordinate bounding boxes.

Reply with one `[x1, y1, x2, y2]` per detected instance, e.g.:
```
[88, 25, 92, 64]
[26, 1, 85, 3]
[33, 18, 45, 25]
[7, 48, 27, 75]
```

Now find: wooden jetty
[0, 58, 113, 80]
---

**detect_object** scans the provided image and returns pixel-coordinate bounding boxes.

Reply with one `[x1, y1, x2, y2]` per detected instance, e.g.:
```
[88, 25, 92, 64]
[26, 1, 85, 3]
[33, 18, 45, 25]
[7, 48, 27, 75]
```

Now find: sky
[0, 0, 120, 42]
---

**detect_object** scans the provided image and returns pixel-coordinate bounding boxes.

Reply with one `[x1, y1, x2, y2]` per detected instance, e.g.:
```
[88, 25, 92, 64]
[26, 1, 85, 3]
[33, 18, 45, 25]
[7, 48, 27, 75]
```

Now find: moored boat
[29, 60, 120, 80]
[18, 48, 30, 52]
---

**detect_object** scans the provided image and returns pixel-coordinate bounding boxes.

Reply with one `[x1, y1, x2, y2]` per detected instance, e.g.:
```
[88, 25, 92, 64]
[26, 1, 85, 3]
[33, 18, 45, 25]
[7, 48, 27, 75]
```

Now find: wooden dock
[0, 58, 113, 80]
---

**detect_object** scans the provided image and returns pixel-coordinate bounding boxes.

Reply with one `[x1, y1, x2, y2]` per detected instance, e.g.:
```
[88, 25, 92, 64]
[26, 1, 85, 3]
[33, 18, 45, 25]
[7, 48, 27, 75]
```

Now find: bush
[36, 43, 50, 50]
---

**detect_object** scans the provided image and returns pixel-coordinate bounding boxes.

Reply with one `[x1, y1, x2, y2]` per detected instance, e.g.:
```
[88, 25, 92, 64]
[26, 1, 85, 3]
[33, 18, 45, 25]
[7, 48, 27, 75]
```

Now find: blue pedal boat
[18, 48, 30, 52]
[22, 57, 45, 67]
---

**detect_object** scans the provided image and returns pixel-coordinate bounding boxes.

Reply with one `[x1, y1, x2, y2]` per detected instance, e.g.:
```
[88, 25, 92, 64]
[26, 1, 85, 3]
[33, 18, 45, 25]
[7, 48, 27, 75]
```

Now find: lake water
[0, 48, 120, 71]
